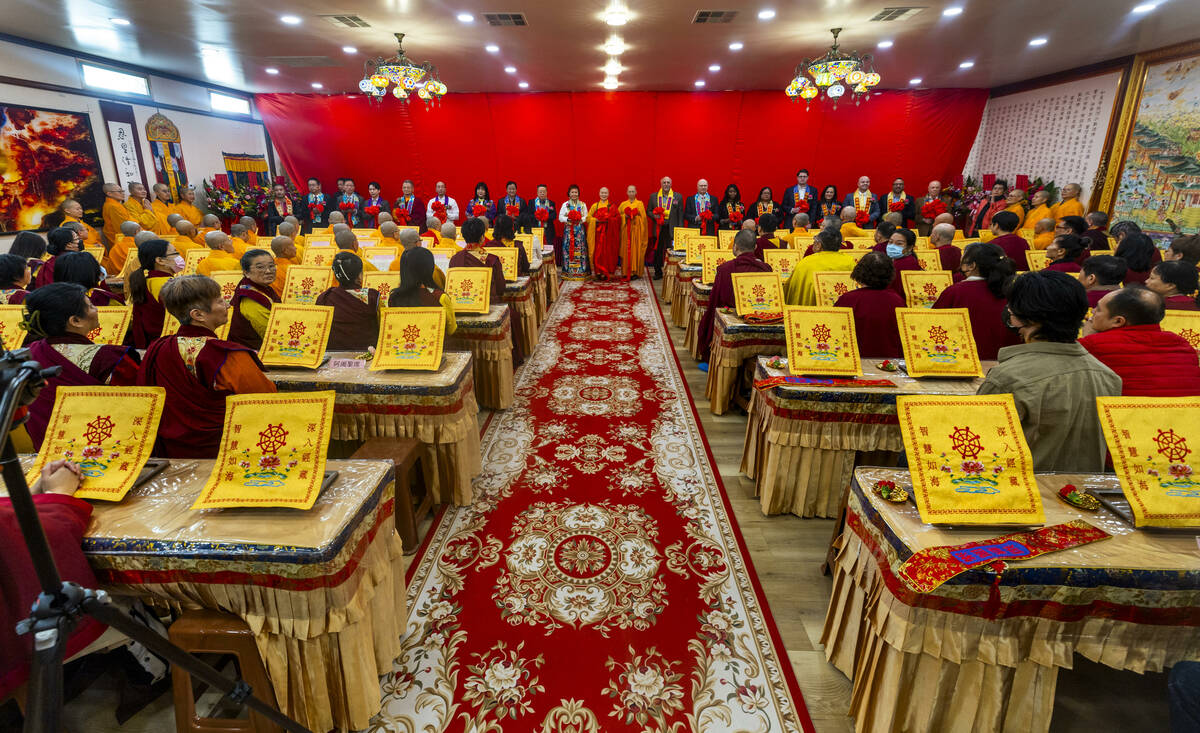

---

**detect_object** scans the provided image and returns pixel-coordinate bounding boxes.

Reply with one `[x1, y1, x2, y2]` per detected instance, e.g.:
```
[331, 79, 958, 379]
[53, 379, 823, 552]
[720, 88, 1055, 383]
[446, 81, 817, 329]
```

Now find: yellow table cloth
[742, 357, 988, 517]
[671, 263, 701, 327]
[823, 466, 1200, 733]
[503, 275, 538, 357]
[661, 249, 684, 302]
[683, 281, 712, 360]
[541, 250, 559, 304]
[447, 305, 515, 410]
[265, 351, 481, 504]
[528, 256, 546, 327]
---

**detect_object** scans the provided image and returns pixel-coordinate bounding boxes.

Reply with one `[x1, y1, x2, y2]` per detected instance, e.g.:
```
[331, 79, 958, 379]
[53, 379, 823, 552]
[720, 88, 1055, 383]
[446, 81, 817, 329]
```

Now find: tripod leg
[82, 596, 312, 733]
[22, 615, 69, 733]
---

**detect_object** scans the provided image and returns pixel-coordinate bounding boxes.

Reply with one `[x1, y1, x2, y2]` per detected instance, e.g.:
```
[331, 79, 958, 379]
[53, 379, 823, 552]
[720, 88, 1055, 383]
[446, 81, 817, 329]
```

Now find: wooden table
[824, 466, 1200, 733]
[704, 310, 785, 415]
[528, 255, 546, 327]
[661, 249, 684, 302]
[541, 249, 559, 304]
[683, 280, 712, 361]
[63, 458, 405, 733]
[742, 357, 989, 518]
[671, 263, 701, 327]
[503, 275, 538, 356]
[265, 351, 481, 504]
[447, 305, 515, 410]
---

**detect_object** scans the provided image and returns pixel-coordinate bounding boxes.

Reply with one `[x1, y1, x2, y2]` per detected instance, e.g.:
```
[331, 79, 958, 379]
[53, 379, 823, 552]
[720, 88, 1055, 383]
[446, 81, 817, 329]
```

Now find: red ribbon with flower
[854, 210, 871, 227]
[699, 209, 713, 228]
[921, 198, 948, 220]
[471, 204, 487, 217]
[652, 206, 664, 224]
[729, 208, 744, 226]
[567, 208, 583, 260]
[534, 208, 549, 225]
[392, 207, 410, 226]
[431, 200, 448, 224]
[363, 204, 381, 219]
[338, 201, 356, 212]
[310, 202, 325, 215]
[505, 204, 520, 219]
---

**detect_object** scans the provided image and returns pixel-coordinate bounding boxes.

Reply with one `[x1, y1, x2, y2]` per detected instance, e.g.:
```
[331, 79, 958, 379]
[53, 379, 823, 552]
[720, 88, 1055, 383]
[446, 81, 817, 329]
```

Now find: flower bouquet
[652, 206, 664, 222]
[729, 209, 744, 225]
[920, 198, 948, 220]
[363, 204, 381, 219]
[506, 204, 520, 218]
[534, 208, 549, 225]
[472, 204, 487, 217]
[392, 207, 409, 225]
[854, 210, 871, 227]
[431, 200, 448, 224]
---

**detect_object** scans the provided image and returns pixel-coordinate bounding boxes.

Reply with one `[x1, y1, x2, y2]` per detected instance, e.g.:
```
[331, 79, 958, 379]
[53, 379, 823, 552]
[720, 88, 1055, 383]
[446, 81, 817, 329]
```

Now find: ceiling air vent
[869, 6, 925, 21]
[320, 14, 371, 28]
[693, 10, 738, 23]
[483, 13, 528, 26]
[264, 56, 340, 68]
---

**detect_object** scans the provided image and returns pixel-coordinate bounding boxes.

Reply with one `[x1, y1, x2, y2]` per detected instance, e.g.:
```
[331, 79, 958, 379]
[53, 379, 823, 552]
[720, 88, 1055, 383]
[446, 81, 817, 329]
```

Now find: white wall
[962, 71, 1122, 203]
[0, 37, 271, 248]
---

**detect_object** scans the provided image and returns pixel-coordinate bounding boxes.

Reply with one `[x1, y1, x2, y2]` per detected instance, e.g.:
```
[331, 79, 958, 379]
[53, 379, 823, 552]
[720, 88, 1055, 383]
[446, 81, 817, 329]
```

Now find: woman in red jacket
[1146, 260, 1200, 311]
[932, 242, 1020, 360]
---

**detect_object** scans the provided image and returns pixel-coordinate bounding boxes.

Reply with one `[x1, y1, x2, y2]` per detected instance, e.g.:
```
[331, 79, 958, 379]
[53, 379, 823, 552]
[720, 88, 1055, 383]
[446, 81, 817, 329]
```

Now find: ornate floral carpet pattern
[372, 278, 815, 733]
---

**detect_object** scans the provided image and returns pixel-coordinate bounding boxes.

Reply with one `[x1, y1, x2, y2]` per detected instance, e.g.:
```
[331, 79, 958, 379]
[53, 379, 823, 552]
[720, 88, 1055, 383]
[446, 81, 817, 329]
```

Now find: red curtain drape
[257, 89, 987, 210]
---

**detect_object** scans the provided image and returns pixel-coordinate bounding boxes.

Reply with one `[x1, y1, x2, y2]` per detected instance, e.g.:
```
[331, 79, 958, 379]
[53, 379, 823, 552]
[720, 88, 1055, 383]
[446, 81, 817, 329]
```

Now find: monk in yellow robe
[389, 229, 446, 288]
[151, 183, 175, 233]
[120, 231, 161, 283]
[172, 186, 203, 226]
[777, 213, 811, 247]
[617, 186, 648, 279]
[104, 220, 140, 274]
[238, 216, 260, 247]
[378, 221, 403, 250]
[269, 236, 298, 297]
[283, 216, 306, 250]
[58, 199, 99, 246]
[197, 231, 242, 276]
[100, 183, 129, 248]
[125, 182, 166, 234]
[172, 221, 201, 256]
[1051, 183, 1085, 219]
[228, 224, 252, 257]
[1023, 190, 1054, 230]
[333, 230, 379, 271]
[839, 206, 869, 238]
[1031, 218, 1056, 250]
[1004, 189, 1027, 218]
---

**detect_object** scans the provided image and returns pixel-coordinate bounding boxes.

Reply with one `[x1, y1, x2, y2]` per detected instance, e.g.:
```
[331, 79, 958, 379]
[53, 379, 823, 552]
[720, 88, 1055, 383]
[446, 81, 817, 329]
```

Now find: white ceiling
[4, 0, 1199, 94]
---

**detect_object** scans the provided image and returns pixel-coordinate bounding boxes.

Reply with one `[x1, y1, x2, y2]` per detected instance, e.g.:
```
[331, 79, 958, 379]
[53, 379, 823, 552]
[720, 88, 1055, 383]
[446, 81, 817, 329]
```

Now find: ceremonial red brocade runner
[371, 278, 815, 732]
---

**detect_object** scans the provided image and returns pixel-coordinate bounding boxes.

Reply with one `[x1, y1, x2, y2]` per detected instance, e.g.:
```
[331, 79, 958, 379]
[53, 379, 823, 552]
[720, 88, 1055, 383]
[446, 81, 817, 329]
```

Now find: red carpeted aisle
[373, 278, 815, 732]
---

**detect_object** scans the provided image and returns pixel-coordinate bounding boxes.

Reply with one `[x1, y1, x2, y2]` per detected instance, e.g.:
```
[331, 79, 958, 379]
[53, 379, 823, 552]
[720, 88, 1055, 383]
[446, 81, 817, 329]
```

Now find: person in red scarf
[834, 252, 905, 358]
[452, 218, 524, 366]
[315, 252, 381, 350]
[696, 230, 771, 364]
[684, 179, 719, 236]
[966, 180, 1009, 237]
[21, 283, 140, 447]
[228, 249, 281, 350]
[136, 275, 276, 458]
[932, 242, 1020, 360]
[587, 187, 621, 279]
[128, 238, 184, 348]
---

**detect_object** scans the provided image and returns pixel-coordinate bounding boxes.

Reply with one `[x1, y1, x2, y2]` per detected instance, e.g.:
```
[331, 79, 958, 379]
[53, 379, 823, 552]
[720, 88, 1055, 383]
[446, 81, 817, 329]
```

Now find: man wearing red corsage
[914, 180, 951, 236]
[304, 177, 328, 233]
[884, 177, 916, 228]
[335, 177, 364, 227]
[684, 178, 719, 237]
[842, 176, 880, 228]
[647, 175, 683, 280]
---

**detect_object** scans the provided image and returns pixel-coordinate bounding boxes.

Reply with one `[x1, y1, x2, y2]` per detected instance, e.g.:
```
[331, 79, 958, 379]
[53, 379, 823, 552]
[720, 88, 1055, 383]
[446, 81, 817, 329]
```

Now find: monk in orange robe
[1023, 190, 1054, 230]
[378, 221, 403, 249]
[59, 199, 99, 246]
[125, 182, 165, 234]
[617, 186, 648, 280]
[839, 206, 869, 238]
[150, 183, 175, 233]
[1051, 183, 1085, 219]
[103, 220, 141, 275]
[1031, 218, 1056, 250]
[587, 187, 621, 279]
[171, 186, 203, 226]
[238, 216, 260, 247]
[197, 231, 242, 277]
[100, 183, 129, 249]
[268, 236, 298, 296]
[1004, 189, 1027, 219]
[228, 224, 252, 257]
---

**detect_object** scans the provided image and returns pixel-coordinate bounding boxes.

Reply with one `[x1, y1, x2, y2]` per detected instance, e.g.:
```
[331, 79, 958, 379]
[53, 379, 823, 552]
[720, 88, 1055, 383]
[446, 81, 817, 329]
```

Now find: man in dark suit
[683, 178, 719, 236]
[391, 179, 426, 231]
[302, 177, 326, 233]
[912, 180, 952, 236]
[522, 184, 557, 261]
[647, 175, 684, 279]
[782, 168, 818, 221]
[882, 178, 916, 227]
[264, 183, 301, 236]
[842, 176, 880, 228]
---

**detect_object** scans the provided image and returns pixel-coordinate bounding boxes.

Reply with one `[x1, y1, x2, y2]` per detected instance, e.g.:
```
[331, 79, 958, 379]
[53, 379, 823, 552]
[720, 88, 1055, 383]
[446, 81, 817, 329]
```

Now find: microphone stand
[0, 348, 310, 733]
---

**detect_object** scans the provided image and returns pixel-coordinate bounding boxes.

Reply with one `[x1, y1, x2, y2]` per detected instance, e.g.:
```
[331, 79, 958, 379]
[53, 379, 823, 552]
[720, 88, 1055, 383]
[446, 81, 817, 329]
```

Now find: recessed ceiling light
[504, 66, 517, 74]
[1028, 37, 1047, 46]
[265, 67, 280, 75]
[1131, 2, 1158, 12]
[729, 41, 744, 51]
[603, 77, 619, 89]
[909, 77, 922, 85]
[757, 8, 776, 19]
[311, 82, 323, 89]
[485, 44, 500, 53]
[943, 6, 963, 16]
[959, 60, 974, 69]
[109, 17, 130, 26]
[457, 12, 474, 22]
[694, 79, 706, 87]
[280, 14, 301, 24]
[708, 64, 721, 72]
[604, 4, 630, 25]
[518, 81, 529, 89]
[603, 58, 623, 75]
[603, 35, 626, 55]
[342, 46, 357, 54]
[877, 40, 893, 49]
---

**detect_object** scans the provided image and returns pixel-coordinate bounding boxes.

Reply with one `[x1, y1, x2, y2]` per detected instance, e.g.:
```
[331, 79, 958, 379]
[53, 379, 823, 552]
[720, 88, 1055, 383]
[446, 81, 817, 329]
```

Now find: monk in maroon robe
[698, 231, 772, 362]
[136, 275, 276, 458]
[928, 222, 962, 273]
[932, 242, 1020, 360]
[833, 252, 904, 358]
[454, 218, 525, 365]
[487, 214, 532, 275]
[316, 252, 381, 350]
[987, 212, 1029, 271]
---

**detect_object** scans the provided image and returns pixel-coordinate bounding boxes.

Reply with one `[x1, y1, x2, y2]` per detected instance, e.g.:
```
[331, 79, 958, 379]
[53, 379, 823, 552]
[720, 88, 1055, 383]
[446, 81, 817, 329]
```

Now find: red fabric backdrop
[257, 89, 988, 209]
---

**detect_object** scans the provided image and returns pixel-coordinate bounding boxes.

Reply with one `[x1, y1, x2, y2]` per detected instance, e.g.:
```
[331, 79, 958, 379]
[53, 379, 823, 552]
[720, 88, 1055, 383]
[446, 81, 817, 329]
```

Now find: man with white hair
[426, 181, 460, 223]
[929, 222, 962, 271]
[842, 175, 879, 228]
[684, 178, 718, 236]
[913, 180, 949, 236]
[647, 175, 683, 280]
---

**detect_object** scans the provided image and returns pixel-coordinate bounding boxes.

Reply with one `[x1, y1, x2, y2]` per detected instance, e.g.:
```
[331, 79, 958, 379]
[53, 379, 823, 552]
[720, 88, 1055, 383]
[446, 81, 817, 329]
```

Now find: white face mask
[170, 255, 185, 271]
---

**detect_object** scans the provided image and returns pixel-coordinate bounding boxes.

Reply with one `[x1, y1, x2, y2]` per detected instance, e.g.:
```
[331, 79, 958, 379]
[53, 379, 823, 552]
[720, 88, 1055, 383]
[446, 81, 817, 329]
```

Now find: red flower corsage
[921, 199, 948, 219]
[652, 206, 664, 221]
[567, 210, 583, 224]
[854, 210, 871, 227]
[506, 204, 520, 218]
[534, 208, 549, 224]
[364, 205, 380, 217]
[392, 208, 409, 224]
[1057, 484, 1100, 510]
[472, 204, 487, 217]
[339, 201, 355, 211]
[310, 203, 325, 214]
[699, 209, 713, 223]
[729, 210, 744, 224]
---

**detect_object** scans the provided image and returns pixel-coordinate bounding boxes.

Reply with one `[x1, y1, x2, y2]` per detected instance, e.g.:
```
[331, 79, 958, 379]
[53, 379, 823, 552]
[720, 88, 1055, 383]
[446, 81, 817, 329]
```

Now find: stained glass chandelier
[358, 33, 447, 105]
[785, 28, 880, 109]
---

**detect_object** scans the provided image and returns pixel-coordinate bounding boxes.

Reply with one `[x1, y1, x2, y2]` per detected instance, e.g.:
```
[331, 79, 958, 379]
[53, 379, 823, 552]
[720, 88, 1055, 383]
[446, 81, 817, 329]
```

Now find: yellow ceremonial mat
[731, 271, 783, 316]
[845, 250, 870, 264]
[372, 307, 446, 371]
[182, 248, 208, 276]
[282, 265, 334, 306]
[361, 246, 398, 271]
[914, 250, 943, 271]
[1090, 249, 1113, 258]
[1097, 396, 1200, 527]
[683, 231, 706, 265]
[257, 304, 334, 369]
[208, 270, 244, 305]
[783, 306, 862, 377]
[717, 229, 736, 249]
[362, 271, 401, 303]
[812, 271, 859, 307]
[1025, 250, 1050, 271]
[897, 394, 1045, 525]
[192, 390, 336, 510]
[161, 312, 232, 340]
[491, 246, 520, 281]
[83, 245, 105, 265]
[306, 235, 333, 248]
[301, 246, 337, 267]
[1160, 311, 1200, 351]
[88, 306, 132, 346]
[896, 307, 983, 378]
[901, 271, 955, 308]
[701, 249, 732, 286]
[674, 227, 700, 259]
[513, 234, 539, 263]
[0, 305, 26, 350]
[351, 228, 375, 237]
[844, 237, 876, 248]
[27, 386, 165, 502]
[444, 267, 492, 314]
[764, 249, 801, 281]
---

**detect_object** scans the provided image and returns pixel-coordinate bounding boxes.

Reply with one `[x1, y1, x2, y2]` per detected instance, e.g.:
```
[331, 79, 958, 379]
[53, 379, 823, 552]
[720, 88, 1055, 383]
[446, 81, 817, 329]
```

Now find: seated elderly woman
[1145, 260, 1200, 311]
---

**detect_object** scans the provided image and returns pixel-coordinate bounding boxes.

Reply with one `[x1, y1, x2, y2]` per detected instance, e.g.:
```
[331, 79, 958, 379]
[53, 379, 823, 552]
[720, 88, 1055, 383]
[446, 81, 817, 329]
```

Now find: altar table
[264, 351, 481, 504]
[661, 249, 685, 302]
[447, 305, 515, 410]
[742, 357, 989, 517]
[823, 466, 1200, 733]
[541, 250, 559, 304]
[704, 310, 785, 415]
[683, 281, 712, 360]
[671, 263, 701, 327]
[528, 255, 546, 326]
[503, 275, 538, 356]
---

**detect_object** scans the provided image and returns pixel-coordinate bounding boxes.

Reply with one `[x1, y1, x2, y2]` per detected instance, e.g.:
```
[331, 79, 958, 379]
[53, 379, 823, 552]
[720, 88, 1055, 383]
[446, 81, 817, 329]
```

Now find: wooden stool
[351, 436, 430, 553]
[168, 609, 280, 733]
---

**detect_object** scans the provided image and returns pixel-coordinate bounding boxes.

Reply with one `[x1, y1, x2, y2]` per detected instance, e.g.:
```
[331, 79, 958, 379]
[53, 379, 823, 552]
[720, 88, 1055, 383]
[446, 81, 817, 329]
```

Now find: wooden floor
[21, 282, 1172, 733]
